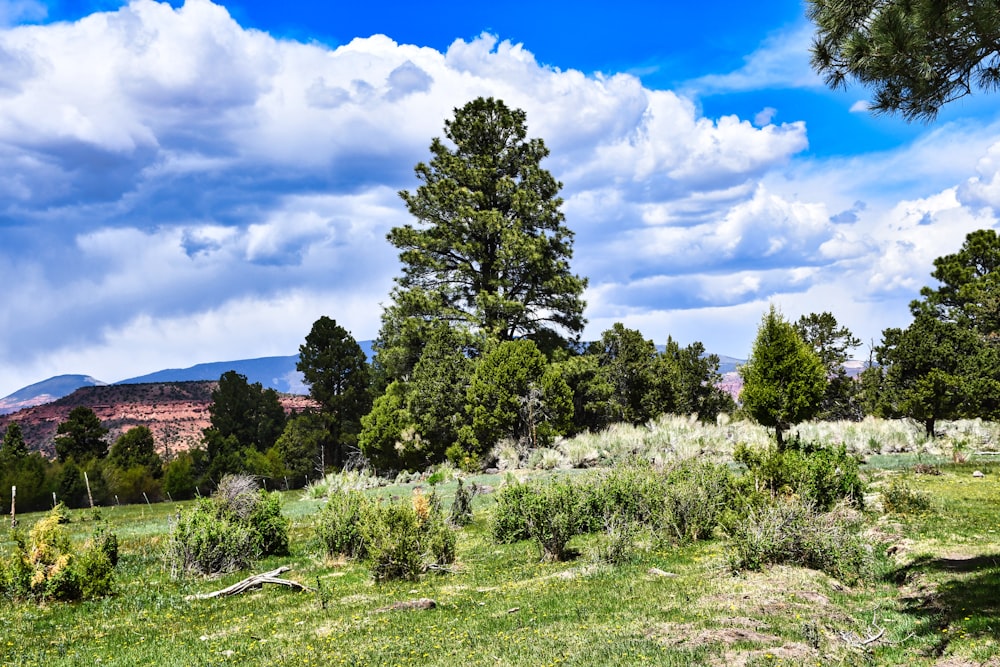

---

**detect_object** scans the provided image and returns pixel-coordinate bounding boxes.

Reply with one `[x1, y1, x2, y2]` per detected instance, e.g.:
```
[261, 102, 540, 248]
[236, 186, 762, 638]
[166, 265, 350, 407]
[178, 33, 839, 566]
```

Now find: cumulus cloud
[1, 0, 999, 396]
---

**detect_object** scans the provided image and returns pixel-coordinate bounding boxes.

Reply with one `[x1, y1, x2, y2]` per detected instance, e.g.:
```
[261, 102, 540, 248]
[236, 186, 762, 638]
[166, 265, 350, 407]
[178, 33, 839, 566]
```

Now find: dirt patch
[699, 566, 855, 626]
[646, 622, 781, 648]
[721, 642, 817, 667]
[934, 657, 1000, 667]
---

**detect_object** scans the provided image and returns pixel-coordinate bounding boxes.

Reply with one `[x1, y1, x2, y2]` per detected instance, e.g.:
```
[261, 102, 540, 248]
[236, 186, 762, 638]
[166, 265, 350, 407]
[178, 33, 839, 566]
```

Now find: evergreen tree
[379, 97, 587, 376]
[54, 406, 109, 463]
[740, 306, 827, 447]
[916, 228, 1000, 336]
[593, 323, 659, 425]
[809, 0, 1000, 120]
[1, 422, 28, 467]
[297, 316, 371, 469]
[407, 323, 474, 459]
[876, 311, 1000, 436]
[794, 312, 863, 421]
[461, 339, 572, 459]
[203, 371, 287, 480]
[274, 412, 332, 484]
[658, 337, 735, 422]
[108, 426, 162, 478]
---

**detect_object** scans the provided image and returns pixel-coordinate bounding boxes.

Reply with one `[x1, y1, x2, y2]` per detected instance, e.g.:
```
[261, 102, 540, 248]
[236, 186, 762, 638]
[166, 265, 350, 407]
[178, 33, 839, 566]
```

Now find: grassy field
[2, 434, 1000, 665]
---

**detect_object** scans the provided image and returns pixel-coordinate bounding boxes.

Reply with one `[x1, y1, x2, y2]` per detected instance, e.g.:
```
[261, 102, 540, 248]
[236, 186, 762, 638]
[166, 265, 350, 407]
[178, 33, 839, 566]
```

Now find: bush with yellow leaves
[0, 507, 117, 601]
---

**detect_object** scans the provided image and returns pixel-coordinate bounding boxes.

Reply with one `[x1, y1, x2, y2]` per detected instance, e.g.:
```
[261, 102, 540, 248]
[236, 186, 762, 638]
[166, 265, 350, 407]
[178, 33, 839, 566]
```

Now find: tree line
[3, 97, 1000, 510]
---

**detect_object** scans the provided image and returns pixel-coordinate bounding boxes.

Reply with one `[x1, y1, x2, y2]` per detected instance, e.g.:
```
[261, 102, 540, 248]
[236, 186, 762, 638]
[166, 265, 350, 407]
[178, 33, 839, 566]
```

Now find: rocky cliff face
[0, 381, 316, 458]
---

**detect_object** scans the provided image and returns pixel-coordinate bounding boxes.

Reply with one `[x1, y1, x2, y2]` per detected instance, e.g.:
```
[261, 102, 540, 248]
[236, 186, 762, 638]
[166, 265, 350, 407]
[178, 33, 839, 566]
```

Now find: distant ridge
[1, 341, 376, 412]
[0, 374, 106, 415]
[118, 355, 308, 395]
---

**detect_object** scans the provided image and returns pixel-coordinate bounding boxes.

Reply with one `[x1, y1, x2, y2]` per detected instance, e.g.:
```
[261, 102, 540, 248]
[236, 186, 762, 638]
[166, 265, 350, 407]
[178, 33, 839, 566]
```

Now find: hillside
[1, 342, 376, 415]
[0, 381, 316, 459]
[0, 375, 106, 415]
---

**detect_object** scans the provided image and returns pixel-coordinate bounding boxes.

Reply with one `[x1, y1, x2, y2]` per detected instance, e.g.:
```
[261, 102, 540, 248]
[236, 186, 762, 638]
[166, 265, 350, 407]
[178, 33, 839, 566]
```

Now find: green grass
[3, 454, 1000, 665]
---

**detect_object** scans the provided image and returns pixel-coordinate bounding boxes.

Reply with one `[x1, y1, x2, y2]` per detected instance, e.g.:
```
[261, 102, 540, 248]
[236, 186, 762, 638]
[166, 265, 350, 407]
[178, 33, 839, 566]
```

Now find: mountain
[0, 374, 106, 415]
[119, 356, 308, 394]
[1, 341, 377, 414]
[0, 381, 316, 458]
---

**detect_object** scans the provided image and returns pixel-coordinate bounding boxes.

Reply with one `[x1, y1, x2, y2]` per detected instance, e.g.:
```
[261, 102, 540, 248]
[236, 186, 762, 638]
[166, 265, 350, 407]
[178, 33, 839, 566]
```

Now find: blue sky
[1, 0, 999, 398]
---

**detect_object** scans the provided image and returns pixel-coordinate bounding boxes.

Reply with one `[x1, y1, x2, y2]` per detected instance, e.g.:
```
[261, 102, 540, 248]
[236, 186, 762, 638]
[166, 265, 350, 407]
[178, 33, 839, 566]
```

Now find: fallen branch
[185, 566, 313, 600]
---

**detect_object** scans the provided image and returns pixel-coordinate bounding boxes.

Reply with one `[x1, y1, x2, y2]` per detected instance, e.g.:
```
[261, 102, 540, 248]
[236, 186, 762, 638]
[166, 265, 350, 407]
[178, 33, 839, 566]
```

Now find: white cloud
[849, 100, 870, 113]
[1, 1, 1000, 395]
[687, 23, 820, 93]
[754, 107, 777, 127]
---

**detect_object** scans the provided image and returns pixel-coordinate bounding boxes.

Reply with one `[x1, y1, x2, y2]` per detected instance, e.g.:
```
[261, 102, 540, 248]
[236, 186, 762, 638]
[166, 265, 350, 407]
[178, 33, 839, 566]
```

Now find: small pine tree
[740, 306, 827, 448]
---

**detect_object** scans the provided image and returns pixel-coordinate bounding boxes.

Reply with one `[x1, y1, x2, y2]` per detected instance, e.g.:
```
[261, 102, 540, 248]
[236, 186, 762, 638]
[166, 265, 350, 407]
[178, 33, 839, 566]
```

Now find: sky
[2, 0, 1000, 398]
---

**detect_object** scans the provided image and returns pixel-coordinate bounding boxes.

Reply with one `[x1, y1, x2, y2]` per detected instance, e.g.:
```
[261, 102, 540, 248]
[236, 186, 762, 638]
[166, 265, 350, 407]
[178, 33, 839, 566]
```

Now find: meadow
[2, 417, 1000, 666]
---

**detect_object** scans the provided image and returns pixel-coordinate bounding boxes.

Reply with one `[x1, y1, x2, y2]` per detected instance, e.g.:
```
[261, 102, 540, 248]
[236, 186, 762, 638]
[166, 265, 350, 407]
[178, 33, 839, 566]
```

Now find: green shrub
[592, 459, 667, 528]
[734, 441, 865, 510]
[491, 477, 591, 561]
[317, 490, 371, 559]
[659, 460, 733, 543]
[167, 498, 261, 576]
[166, 475, 290, 576]
[448, 478, 474, 527]
[490, 481, 537, 544]
[881, 477, 932, 514]
[362, 502, 423, 582]
[75, 543, 115, 599]
[359, 493, 456, 582]
[727, 498, 883, 584]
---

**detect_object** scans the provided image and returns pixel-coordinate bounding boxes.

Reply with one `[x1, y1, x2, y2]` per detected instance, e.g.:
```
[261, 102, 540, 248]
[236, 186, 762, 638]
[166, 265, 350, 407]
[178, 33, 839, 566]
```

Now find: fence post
[84, 471, 95, 509]
[9, 485, 15, 528]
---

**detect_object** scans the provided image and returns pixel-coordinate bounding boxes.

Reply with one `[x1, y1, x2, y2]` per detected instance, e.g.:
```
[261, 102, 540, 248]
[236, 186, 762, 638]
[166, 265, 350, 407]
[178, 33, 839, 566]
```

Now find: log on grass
[185, 566, 312, 600]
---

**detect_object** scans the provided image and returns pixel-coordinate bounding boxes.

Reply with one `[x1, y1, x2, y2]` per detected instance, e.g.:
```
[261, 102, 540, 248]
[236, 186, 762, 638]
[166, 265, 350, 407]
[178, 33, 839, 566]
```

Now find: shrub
[734, 441, 865, 511]
[248, 491, 290, 557]
[527, 478, 590, 561]
[449, 478, 475, 527]
[362, 502, 423, 582]
[490, 481, 537, 544]
[167, 498, 261, 576]
[167, 476, 290, 576]
[593, 514, 639, 565]
[881, 477, 932, 514]
[490, 477, 589, 561]
[727, 498, 883, 584]
[359, 492, 455, 582]
[0, 507, 118, 601]
[659, 460, 733, 543]
[316, 490, 371, 559]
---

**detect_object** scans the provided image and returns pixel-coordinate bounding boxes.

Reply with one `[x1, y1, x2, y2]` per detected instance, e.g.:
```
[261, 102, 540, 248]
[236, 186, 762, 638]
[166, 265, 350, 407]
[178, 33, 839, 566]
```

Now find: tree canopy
[297, 316, 371, 469]
[874, 311, 1000, 435]
[916, 228, 1000, 335]
[1, 422, 28, 465]
[808, 0, 1000, 121]
[384, 97, 586, 360]
[870, 229, 1000, 434]
[740, 306, 827, 446]
[794, 311, 863, 421]
[54, 406, 109, 463]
